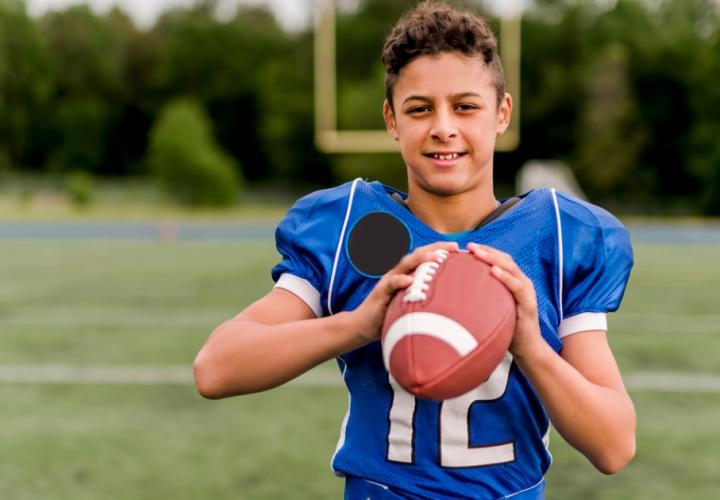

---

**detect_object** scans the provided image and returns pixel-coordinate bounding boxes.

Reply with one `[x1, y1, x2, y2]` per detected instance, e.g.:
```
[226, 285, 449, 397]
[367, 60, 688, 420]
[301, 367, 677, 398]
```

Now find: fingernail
[491, 266, 503, 277]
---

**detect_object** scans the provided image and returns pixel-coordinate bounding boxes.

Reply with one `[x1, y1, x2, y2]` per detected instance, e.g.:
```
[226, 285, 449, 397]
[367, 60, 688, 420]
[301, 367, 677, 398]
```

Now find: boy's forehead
[394, 52, 494, 99]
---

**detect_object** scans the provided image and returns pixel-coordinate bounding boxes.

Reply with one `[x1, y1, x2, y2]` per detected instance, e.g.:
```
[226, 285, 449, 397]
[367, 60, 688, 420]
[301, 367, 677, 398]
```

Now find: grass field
[1, 237, 719, 499]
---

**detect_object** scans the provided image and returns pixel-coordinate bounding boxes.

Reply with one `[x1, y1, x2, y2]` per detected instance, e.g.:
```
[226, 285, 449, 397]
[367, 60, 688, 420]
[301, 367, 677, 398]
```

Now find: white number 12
[387, 352, 515, 467]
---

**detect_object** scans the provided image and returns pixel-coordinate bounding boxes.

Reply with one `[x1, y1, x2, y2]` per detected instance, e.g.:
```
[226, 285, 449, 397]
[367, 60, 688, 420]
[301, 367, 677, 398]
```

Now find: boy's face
[383, 51, 511, 198]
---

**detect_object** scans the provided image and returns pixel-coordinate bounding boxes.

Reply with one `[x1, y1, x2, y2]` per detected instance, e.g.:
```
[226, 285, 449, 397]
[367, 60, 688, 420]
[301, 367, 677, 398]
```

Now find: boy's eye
[407, 106, 431, 114]
[456, 103, 479, 112]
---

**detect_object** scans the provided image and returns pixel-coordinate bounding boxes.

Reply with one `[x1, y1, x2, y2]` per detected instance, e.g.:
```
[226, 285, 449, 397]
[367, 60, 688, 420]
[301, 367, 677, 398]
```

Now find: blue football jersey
[271, 179, 633, 499]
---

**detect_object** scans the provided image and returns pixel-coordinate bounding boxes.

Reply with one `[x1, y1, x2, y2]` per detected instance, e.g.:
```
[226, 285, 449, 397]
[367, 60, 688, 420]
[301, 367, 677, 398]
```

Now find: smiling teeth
[432, 153, 460, 160]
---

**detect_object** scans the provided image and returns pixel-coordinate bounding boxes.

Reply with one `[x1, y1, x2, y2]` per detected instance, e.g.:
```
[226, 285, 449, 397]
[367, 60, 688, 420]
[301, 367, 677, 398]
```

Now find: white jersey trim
[503, 478, 546, 499]
[327, 178, 361, 315]
[331, 361, 351, 476]
[551, 188, 564, 320]
[274, 273, 322, 317]
[558, 312, 608, 338]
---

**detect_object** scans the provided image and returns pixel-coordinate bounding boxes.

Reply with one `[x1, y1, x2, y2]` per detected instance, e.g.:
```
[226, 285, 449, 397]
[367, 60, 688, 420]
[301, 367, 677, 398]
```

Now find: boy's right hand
[347, 241, 459, 345]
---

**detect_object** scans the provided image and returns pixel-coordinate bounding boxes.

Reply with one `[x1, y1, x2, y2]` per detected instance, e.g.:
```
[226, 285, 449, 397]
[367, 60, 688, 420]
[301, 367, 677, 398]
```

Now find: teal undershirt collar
[443, 229, 474, 241]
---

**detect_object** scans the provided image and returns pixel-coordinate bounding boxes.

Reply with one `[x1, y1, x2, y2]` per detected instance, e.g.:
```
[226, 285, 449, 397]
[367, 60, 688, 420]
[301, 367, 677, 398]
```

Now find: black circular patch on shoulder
[348, 212, 411, 276]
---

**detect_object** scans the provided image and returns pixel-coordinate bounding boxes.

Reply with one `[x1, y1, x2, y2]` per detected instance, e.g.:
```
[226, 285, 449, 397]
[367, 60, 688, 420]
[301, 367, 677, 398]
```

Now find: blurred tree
[621, 0, 697, 207]
[40, 5, 124, 174]
[46, 95, 112, 173]
[147, 97, 241, 206]
[254, 29, 333, 186]
[519, 1, 594, 165]
[0, 0, 54, 169]
[336, 0, 408, 84]
[518, 0, 718, 212]
[154, 5, 281, 182]
[678, 0, 720, 213]
[576, 44, 647, 201]
[103, 7, 153, 176]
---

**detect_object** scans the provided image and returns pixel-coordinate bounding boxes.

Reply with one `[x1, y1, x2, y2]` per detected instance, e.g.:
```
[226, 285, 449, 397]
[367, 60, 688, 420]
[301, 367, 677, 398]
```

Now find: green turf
[0, 241, 276, 365]
[546, 390, 720, 500]
[2, 241, 718, 371]
[1, 385, 719, 500]
[0, 240, 719, 498]
[0, 384, 346, 500]
[610, 245, 720, 372]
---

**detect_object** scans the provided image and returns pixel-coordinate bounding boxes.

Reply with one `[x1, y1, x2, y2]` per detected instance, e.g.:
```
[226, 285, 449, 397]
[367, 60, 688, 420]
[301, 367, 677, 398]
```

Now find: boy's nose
[430, 110, 458, 142]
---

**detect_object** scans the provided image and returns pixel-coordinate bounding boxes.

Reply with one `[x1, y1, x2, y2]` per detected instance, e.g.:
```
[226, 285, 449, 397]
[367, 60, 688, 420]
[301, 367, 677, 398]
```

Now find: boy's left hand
[467, 242, 544, 360]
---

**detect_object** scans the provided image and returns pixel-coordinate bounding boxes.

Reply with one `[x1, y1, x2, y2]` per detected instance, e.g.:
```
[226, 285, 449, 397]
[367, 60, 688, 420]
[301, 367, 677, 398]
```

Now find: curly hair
[382, 1, 505, 108]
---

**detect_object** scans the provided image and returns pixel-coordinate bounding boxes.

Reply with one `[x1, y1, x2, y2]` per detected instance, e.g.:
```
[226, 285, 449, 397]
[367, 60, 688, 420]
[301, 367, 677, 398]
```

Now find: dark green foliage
[576, 44, 647, 198]
[514, 0, 720, 212]
[147, 98, 241, 206]
[0, 0, 54, 169]
[39, 6, 123, 174]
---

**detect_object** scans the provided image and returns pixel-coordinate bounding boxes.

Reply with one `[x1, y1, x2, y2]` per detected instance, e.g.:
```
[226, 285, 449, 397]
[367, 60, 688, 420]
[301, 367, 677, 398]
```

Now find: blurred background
[1, 0, 719, 213]
[1, 0, 719, 499]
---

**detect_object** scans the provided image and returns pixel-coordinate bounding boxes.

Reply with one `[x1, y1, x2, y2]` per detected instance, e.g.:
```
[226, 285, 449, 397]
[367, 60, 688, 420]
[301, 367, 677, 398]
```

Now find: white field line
[624, 372, 720, 392]
[1, 365, 720, 393]
[4, 309, 719, 328]
[0, 365, 341, 387]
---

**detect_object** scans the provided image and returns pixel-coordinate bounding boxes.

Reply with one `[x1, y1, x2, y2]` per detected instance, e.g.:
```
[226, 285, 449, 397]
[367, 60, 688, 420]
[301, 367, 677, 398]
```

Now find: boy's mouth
[424, 152, 467, 160]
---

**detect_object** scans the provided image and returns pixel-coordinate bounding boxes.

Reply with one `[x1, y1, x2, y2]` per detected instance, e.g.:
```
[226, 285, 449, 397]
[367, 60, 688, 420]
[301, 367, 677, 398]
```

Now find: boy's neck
[406, 185, 499, 234]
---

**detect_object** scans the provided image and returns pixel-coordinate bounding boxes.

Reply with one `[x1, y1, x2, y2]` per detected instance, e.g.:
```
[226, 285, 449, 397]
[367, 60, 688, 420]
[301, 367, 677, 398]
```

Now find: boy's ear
[496, 93, 513, 134]
[383, 100, 399, 141]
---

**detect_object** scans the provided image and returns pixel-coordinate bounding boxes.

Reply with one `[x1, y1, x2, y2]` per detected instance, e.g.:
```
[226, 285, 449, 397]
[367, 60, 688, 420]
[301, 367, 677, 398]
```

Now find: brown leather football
[381, 249, 516, 400]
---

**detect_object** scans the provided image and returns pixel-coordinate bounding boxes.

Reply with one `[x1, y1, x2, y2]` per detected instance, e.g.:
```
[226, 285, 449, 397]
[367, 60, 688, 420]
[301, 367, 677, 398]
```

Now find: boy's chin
[413, 177, 480, 197]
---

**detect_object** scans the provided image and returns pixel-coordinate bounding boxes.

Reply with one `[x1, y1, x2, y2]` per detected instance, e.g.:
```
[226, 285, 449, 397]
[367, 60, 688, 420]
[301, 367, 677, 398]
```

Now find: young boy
[194, 2, 636, 498]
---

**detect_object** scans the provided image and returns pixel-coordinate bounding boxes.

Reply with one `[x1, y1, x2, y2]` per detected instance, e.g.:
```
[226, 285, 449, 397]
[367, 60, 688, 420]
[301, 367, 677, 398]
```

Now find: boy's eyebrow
[402, 95, 433, 105]
[453, 92, 484, 100]
[402, 92, 484, 105]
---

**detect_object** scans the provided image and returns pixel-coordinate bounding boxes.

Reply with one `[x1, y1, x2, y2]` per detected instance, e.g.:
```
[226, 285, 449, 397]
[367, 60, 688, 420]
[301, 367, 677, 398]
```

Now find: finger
[489, 265, 523, 293]
[467, 243, 511, 262]
[468, 243, 520, 275]
[386, 274, 414, 294]
[490, 265, 537, 308]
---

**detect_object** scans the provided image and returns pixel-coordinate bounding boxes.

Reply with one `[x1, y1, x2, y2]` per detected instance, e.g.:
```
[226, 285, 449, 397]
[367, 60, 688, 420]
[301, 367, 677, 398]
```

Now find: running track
[0, 221, 719, 243]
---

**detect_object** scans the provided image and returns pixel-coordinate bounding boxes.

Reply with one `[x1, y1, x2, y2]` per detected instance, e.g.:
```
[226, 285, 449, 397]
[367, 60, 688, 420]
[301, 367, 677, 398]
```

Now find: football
[381, 249, 516, 400]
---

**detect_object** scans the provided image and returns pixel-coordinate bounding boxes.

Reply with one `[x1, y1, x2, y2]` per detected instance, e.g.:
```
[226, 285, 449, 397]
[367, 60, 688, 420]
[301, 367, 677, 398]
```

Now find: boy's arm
[193, 241, 458, 399]
[193, 288, 361, 399]
[512, 330, 636, 475]
[468, 243, 636, 474]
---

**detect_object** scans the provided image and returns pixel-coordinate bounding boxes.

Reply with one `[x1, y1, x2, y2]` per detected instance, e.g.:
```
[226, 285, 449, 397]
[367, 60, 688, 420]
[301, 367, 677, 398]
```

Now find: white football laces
[403, 249, 449, 303]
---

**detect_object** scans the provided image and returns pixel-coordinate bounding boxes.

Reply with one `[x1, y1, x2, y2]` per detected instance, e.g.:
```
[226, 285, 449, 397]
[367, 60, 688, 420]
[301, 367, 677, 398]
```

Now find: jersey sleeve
[271, 185, 350, 317]
[556, 192, 634, 337]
